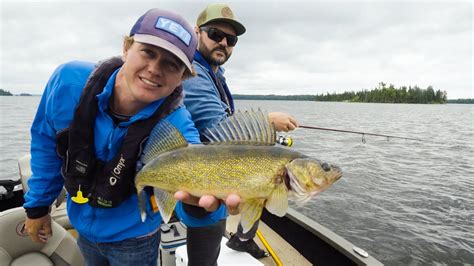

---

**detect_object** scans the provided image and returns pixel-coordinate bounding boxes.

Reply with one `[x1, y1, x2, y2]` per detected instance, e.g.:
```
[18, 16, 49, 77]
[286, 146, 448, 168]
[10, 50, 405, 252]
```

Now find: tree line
[447, 98, 474, 104]
[233, 94, 316, 101]
[0, 89, 13, 96]
[314, 83, 447, 104]
[233, 83, 453, 104]
[3, 85, 469, 104]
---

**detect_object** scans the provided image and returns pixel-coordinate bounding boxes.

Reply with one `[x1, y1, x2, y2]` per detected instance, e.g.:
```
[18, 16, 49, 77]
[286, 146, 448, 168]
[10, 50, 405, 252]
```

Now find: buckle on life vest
[71, 185, 89, 204]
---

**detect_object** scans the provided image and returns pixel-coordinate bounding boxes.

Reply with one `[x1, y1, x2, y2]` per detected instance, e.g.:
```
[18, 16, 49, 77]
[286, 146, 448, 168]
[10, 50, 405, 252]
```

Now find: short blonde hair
[123, 36, 195, 79]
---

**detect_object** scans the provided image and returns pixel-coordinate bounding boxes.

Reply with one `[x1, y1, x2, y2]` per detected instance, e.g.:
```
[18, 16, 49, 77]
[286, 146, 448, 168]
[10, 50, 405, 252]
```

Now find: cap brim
[133, 34, 193, 72]
[202, 18, 246, 36]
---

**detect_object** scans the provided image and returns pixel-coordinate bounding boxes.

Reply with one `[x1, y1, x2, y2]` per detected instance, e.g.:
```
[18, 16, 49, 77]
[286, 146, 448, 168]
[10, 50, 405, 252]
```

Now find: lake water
[1, 96, 473, 265]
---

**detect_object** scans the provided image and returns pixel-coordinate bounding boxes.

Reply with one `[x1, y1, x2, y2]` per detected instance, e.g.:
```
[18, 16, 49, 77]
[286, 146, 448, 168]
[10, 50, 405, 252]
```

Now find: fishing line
[298, 125, 430, 143]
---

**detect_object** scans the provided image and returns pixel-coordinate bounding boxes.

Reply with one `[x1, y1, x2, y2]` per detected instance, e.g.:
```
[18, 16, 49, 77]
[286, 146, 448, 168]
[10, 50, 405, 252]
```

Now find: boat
[0, 155, 382, 265]
[0, 179, 24, 212]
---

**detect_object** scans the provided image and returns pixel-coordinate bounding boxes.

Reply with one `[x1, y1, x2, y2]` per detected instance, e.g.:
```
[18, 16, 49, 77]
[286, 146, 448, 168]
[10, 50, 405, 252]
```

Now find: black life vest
[56, 56, 183, 208]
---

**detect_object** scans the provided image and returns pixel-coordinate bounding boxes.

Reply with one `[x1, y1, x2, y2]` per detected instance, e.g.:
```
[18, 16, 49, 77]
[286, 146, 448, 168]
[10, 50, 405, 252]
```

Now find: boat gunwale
[283, 207, 383, 265]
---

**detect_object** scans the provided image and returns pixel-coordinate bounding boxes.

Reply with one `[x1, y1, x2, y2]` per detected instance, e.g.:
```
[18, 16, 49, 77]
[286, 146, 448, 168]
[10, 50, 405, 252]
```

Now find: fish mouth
[331, 165, 343, 180]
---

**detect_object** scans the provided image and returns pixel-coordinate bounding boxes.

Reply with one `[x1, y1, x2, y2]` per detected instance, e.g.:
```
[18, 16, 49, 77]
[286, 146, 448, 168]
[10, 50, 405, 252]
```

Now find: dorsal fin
[201, 109, 276, 146]
[140, 120, 188, 165]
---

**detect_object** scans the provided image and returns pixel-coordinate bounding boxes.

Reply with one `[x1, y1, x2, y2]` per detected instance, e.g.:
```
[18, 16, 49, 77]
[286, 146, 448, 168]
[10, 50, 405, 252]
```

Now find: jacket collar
[193, 51, 234, 114]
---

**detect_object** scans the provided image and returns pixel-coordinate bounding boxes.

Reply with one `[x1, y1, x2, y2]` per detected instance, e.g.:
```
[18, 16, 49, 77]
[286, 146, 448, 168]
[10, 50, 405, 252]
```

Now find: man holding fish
[23, 8, 239, 266]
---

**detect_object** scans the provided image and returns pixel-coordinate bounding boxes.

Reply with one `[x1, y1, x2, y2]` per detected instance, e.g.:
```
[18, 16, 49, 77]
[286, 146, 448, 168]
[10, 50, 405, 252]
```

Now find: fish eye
[321, 163, 331, 172]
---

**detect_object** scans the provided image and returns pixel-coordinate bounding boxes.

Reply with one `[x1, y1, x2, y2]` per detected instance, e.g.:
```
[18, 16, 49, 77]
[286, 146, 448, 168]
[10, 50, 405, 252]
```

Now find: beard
[199, 44, 232, 67]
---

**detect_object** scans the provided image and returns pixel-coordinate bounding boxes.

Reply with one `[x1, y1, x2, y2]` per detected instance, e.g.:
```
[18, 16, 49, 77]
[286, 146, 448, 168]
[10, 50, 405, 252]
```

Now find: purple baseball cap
[130, 9, 197, 72]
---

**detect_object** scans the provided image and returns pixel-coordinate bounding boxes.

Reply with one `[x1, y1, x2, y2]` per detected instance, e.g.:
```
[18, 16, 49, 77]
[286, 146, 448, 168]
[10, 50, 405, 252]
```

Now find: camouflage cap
[196, 3, 246, 36]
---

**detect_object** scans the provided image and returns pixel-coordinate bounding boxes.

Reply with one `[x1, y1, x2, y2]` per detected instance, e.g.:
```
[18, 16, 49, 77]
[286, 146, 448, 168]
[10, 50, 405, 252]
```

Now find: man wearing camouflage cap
[183, 3, 298, 262]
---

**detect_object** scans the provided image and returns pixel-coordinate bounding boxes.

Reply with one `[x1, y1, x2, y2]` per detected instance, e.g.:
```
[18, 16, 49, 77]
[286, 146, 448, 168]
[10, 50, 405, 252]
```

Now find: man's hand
[25, 214, 52, 243]
[174, 191, 241, 215]
[268, 112, 298, 132]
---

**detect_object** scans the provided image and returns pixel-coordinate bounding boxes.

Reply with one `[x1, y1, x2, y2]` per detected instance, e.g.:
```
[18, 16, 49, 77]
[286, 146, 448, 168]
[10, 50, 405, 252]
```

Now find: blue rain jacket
[24, 60, 226, 242]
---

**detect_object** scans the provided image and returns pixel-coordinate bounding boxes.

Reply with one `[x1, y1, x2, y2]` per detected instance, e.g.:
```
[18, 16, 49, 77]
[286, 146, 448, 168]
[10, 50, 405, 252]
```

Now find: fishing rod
[298, 125, 428, 143]
[276, 125, 430, 146]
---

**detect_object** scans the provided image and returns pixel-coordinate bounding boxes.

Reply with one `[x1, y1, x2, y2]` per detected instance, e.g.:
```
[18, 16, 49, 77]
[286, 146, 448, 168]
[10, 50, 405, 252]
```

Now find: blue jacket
[182, 52, 234, 134]
[24, 60, 225, 242]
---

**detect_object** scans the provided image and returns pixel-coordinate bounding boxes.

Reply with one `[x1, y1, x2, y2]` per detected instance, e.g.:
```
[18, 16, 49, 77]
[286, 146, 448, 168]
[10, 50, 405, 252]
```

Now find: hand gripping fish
[135, 109, 342, 233]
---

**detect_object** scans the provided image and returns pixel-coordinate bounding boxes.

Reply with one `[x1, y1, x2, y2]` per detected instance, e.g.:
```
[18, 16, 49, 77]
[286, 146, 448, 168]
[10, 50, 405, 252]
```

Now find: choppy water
[1, 96, 473, 265]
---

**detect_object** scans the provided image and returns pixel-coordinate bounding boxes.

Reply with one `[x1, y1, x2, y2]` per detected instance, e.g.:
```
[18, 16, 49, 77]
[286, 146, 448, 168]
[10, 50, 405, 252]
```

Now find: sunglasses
[200, 27, 238, 47]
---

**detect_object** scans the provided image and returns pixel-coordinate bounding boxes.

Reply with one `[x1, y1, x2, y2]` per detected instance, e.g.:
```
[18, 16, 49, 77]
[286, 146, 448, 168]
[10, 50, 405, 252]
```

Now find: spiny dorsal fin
[202, 109, 276, 146]
[140, 120, 188, 165]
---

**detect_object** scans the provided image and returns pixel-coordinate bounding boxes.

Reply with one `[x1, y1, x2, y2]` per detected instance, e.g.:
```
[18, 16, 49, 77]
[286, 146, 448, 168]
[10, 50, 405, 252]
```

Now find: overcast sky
[1, 0, 472, 99]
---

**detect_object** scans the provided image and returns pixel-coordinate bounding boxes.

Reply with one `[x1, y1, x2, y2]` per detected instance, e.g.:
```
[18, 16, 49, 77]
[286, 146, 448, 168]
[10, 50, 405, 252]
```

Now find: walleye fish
[135, 110, 342, 233]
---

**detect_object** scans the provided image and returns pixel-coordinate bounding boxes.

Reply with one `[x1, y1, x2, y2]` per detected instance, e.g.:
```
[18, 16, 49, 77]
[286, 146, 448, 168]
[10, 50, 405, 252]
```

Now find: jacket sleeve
[182, 66, 229, 134]
[166, 107, 228, 226]
[23, 66, 71, 218]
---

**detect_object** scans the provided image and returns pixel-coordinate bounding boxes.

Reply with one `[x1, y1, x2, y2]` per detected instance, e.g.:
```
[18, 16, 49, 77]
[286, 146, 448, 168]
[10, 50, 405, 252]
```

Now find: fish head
[285, 158, 342, 203]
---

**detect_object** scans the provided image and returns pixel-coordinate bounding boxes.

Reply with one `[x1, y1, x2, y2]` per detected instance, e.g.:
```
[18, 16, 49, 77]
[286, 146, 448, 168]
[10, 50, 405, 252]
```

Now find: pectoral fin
[239, 199, 265, 233]
[153, 188, 177, 224]
[265, 183, 288, 217]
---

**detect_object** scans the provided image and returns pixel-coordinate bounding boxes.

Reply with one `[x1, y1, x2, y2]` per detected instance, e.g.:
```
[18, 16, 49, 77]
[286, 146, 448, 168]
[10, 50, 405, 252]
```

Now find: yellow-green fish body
[135, 110, 342, 232]
[137, 145, 299, 199]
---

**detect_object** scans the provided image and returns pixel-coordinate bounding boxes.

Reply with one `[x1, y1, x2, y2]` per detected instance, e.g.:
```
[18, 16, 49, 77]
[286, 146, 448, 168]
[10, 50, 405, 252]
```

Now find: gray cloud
[1, 0, 472, 98]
